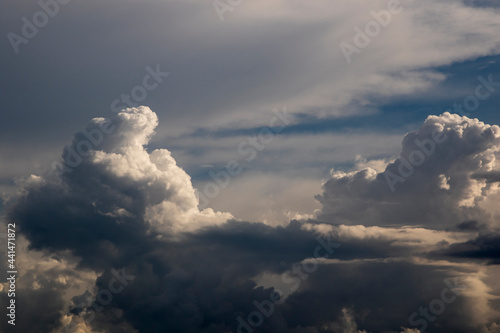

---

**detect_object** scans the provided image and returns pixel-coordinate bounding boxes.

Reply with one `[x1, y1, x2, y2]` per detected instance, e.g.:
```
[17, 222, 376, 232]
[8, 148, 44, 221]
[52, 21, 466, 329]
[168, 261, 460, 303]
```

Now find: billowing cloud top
[54, 106, 232, 236]
[316, 112, 500, 229]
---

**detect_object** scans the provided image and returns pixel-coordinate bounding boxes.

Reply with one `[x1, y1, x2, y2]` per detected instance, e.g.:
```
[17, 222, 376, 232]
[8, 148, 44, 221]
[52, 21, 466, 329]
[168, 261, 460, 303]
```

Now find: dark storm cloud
[5, 107, 500, 333]
[454, 220, 485, 232]
[282, 261, 471, 333]
[433, 231, 500, 265]
[472, 171, 500, 183]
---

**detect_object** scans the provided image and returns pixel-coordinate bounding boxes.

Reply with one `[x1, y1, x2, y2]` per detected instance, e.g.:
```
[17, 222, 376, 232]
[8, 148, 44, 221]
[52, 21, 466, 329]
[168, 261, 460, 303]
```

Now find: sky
[1, 0, 500, 332]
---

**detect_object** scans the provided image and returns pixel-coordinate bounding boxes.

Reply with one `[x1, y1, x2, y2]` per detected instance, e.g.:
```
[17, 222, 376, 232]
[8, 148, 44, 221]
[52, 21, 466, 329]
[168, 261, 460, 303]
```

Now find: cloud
[3, 0, 500, 331]
[3, 0, 500, 225]
[316, 113, 500, 229]
[4, 107, 500, 333]
[433, 231, 500, 265]
[473, 170, 500, 183]
[15, 107, 231, 244]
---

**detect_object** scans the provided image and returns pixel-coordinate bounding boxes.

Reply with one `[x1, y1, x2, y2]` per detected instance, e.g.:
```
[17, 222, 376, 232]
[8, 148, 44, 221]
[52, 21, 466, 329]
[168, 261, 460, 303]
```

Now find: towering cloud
[316, 113, 500, 229]
[23, 107, 231, 244]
